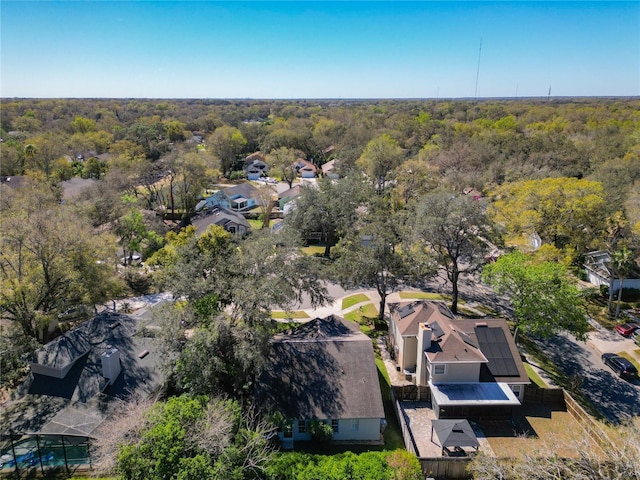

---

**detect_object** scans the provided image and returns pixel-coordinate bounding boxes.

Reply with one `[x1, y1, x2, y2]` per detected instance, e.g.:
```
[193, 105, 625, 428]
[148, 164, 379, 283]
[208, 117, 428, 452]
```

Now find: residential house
[584, 250, 640, 293]
[256, 315, 385, 446]
[321, 159, 339, 179]
[294, 159, 318, 179]
[462, 187, 482, 201]
[191, 207, 251, 236]
[243, 152, 269, 180]
[1, 312, 162, 437]
[196, 182, 262, 212]
[0, 175, 28, 190]
[389, 301, 528, 419]
[60, 177, 96, 202]
[278, 184, 304, 211]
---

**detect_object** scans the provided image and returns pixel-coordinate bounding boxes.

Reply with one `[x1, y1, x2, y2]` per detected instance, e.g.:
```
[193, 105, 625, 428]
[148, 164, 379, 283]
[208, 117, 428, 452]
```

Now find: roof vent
[475, 322, 487, 327]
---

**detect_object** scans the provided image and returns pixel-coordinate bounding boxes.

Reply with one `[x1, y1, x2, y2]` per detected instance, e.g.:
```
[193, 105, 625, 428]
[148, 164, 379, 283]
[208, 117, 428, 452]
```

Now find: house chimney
[416, 323, 432, 386]
[101, 348, 121, 385]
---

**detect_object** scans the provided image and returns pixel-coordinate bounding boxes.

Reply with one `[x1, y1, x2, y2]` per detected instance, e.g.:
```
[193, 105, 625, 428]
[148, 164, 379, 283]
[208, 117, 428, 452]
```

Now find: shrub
[229, 170, 244, 181]
[308, 420, 333, 443]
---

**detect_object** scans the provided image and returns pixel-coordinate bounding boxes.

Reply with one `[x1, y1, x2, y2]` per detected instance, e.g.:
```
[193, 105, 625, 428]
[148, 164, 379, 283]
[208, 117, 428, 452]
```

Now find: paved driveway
[535, 332, 640, 425]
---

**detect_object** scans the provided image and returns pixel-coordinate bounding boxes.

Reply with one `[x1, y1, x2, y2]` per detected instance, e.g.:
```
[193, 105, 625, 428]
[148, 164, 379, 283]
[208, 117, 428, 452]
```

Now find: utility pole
[475, 38, 483, 98]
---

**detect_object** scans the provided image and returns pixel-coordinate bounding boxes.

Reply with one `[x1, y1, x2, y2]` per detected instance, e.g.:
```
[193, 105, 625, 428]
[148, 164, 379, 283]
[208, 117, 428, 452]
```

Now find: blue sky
[1, 1, 638, 98]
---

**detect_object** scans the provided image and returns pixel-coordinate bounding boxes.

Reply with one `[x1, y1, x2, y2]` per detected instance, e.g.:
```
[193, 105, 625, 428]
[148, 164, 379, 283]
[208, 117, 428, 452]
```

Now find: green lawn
[398, 291, 450, 300]
[342, 293, 370, 309]
[301, 245, 326, 256]
[524, 363, 547, 387]
[344, 303, 378, 325]
[248, 219, 272, 229]
[375, 358, 405, 450]
[271, 310, 310, 319]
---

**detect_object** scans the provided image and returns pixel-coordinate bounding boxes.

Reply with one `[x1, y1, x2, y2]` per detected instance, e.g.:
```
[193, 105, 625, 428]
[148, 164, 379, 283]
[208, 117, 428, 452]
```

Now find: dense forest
[1, 97, 639, 479]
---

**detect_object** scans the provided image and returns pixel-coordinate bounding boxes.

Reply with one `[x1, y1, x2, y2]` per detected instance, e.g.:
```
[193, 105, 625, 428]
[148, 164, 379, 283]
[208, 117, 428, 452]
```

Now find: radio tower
[475, 38, 482, 98]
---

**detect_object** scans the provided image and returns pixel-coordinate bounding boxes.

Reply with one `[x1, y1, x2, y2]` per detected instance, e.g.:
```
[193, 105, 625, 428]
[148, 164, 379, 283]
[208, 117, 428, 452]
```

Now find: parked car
[614, 323, 639, 337]
[602, 353, 638, 379]
[120, 254, 142, 265]
[57, 305, 91, 322]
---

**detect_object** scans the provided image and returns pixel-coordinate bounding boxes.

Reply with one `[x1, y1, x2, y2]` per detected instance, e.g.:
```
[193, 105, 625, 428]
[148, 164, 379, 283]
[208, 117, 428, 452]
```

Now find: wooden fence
[419, 458, 472, 480]
[392, 384, 614, 479]
[390, 388, 419, 456]
[563, 391, 613, 454]
[391, 384, 431, 401]
[522, 385, 565, 407]
[391, 388, 473, 479]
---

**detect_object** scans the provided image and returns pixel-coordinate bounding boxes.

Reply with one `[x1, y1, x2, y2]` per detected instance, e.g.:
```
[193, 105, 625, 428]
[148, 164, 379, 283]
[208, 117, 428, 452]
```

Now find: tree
[284, 176, 366, 257]
[165, 120, 187, 142]
[391, 158, 439, 207]
[169, 313, 271, 397]
[0, 183, 120, 339]
[265, 146, 300, 188]
[468, 418, 640, 480]
[357, 134, 404, 194]
[166, 150, 210, 216]
[152, 224, 236, 304]
[70, 115, 96, 134]
[207, 126, 247, 177]
[95, 394, 275, 480]
[255, 183, 277, 228]
[413, 191, 499, 313]
[611, 245, 637, 319]
[229, 230, 330, 324]
[489, 177, 607, 258]
[482, 251, 589, 341]
[332, 201, 434, 321]
[153, 228, 329, 396]
[114, 206, 162, 265]
[26, 133, 66, 179]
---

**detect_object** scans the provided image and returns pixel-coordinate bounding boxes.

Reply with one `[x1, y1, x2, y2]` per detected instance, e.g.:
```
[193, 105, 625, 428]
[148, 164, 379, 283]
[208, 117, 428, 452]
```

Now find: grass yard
[523, 363, 547, 387]
[483, 404, 598, 459]
[342, 293, 370, 309]
[344, 303, 379, 334]
[301, 245, 326, 256]
[375, 358, 405, 450]
[398, 291, 451, 301]
[271, 310, 310, 319]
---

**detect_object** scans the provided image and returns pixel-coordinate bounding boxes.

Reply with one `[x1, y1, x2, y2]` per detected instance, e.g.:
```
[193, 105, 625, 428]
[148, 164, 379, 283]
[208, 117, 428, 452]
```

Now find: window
[351, 419, 359, 431]
[331, 419, 339, 433]
[298, 420, 306, 434]
[511, 385, 522, 397]
[433, 364, 446, 375]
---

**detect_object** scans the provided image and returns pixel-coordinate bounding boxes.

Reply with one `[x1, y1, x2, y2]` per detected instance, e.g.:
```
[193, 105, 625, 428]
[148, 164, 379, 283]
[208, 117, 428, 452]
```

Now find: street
[535, 332, 640, 425]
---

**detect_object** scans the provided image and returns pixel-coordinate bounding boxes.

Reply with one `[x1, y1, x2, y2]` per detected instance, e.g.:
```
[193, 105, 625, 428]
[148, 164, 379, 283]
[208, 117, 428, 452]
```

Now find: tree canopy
[482, 251, 589, 340]
[489, 177, 607, 258]
[413, 191, 499, 313]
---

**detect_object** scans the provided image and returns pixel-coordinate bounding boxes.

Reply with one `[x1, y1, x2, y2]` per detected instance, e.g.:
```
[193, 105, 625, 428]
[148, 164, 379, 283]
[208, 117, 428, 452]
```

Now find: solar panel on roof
[475, 326, 519, 377]
[398, 304, 415, 319]
[458, 331, 479, 349]
[437, 304, 455, 319]
[429, 321, 445, 338]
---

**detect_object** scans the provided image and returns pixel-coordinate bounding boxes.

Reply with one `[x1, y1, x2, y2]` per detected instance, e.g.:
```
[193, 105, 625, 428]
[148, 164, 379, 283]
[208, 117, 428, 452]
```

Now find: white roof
[430, 382, 521, 407]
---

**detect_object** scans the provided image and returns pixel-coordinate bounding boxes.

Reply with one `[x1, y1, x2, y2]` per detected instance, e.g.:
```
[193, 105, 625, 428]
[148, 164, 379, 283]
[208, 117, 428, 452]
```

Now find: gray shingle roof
[191, 207, 251, 235]
[28, 313, 160, 403]
[256, 315, 384, 420]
